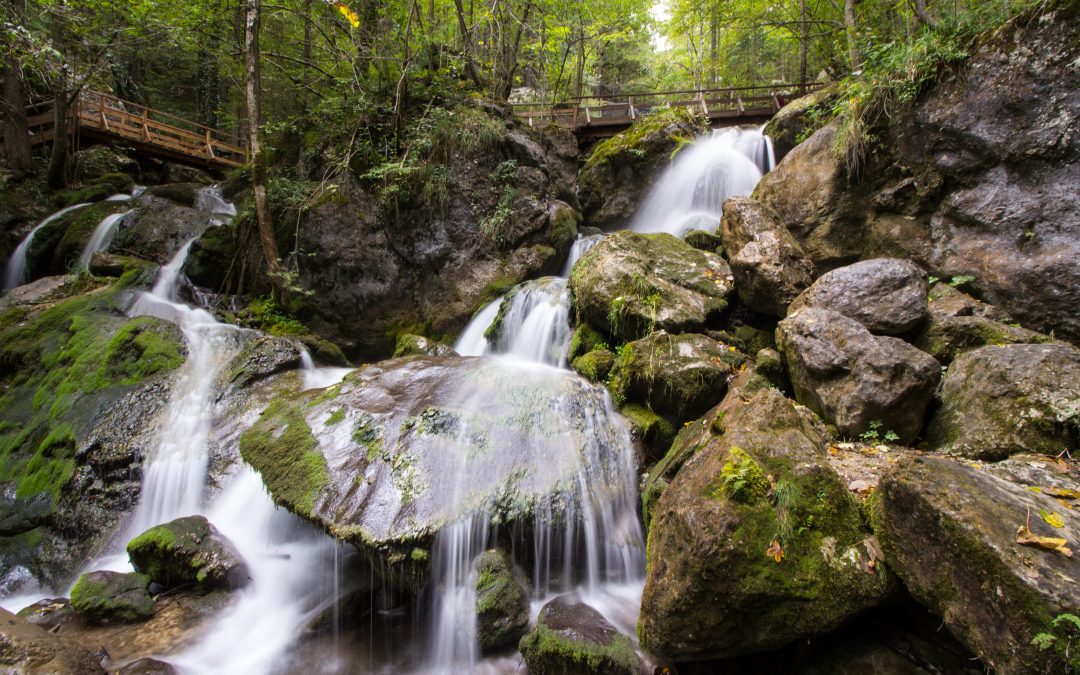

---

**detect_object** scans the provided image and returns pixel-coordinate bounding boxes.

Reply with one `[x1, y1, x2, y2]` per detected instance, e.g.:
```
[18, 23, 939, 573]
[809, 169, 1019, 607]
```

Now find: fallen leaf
[766, 540, 784, 563]
[1017, 525, 1073, 557]
[1039, 509, 1066, 528]
[1028, 486, 1044, 493]
[1048, 487, 1080, 500]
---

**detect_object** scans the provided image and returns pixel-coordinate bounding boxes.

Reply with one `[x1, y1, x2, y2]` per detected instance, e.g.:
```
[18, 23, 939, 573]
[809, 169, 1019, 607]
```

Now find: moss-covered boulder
[146, 183, 203, 207]
[578, 107, 704, 229]
[871, 455, 1080, 673]
[569, 230, 734, 344]
[519, 595, 640, 674]
[608, 331, 744, 423]
[762, 84, 837, 162]
[638, 387, 894, 661]
[913, 283, 1052, 365]
[69, 570, 154, 624]
[393, 334, 457, 358]
[59, 172, 135, 206]
[26, 201, 128, 278]
[720, 196, 814, 317]
[571, 349, 615, 383]
[927, 343, 1080, 459]
[73, 146, 137, 182]
[474, 548, 529, 652]
[777, 307, 940, 443]
[112, 191, 217, 263]
[0, 607, 105, 673]
[127, 515, 249, 590]
[683, 229, 724, 254]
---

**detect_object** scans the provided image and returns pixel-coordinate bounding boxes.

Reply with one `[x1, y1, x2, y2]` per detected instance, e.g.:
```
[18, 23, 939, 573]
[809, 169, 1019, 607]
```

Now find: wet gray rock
[787, 258, 929, 335]
[777, 307, 940, 442]
[112, 193, 215, 263]
[222, 334, 304, 391]
[0, 607, 105, 673]
[608, 331, 745, 423]
[640, 387, 893, 661]
[720, 196, 814, 317]
[16, 598, 74, 630]
[474, 549, 529, 652]
[928, 343, 1080, 459]
[762, 85, 838, 162]
[519, 595, 640, 674]
[127, 515, 250, 590]
[69, 571, 155, 624]
[871, 455, 1080, 673]
[569, 230, 734, 343]
[117, 658, 180, 675]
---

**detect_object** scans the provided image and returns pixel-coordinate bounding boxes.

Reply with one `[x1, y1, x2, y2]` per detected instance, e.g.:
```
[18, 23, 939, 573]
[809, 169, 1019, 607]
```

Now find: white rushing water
[78, 211, 128, 269]
[2, 202, 91, 289]
[630, 125, 774, 237]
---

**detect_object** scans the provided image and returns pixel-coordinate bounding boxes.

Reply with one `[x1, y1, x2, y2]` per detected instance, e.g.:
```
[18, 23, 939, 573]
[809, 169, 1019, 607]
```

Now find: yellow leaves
[1048, 487, 1080, 500]
[1017, 525, 1073, 558]
[827, 445, 840, 456]
[766, 540, 784, 563]
[1039, 508, 1066, 528]
[335, 2, 360, 28]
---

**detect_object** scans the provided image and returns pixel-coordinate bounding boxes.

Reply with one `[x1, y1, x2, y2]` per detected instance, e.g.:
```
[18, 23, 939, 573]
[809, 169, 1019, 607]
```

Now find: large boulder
[519, 595, 640, 675]
[928, 343, 1080, 459]
[787, 258, 929, 335]
[763, 84, 838, 162]
[872, 455, 1080, 673]
[578, 107, 704, 229]
[777, 308, 940, 443]
[639, 387, 893, 661]
[126, 515, 250, 590]
[756, 1, 1080, 343]
[238, 355, 636, 588]
[569, 230, 734, 343]
[0, 607, 105, 673]
[69, 570, 155, 624]
[474, 548, 529, 652]
[607, 331, 745, 422]
[720, 196, 814, 317]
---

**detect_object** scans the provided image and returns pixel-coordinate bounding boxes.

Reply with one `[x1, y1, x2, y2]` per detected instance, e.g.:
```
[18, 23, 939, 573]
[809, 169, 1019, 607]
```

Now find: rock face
[777, 308, 940, 442]
[872, 455, 1080, 673]
[578, 107, 704, 229]
[755, 1, 1080, 343]
[393, 334, 456, 358]
[474, 548, 529, 652]
[639, 387, 893, 661]
[763, 85, 837, 162]
[720, 196, 814, 317]
[221, 334, 304, 391]
[69, 570, 155, 624]
[519, 595, 640, 675]
[0, 607, 105, 673]
[569, 230, 734, 344]
[239, 355, 634, 587]
[127, 515, 250, 590]
[787, 258, 929, 335]
[608, 331, 744, 422]
[928, 344, 1080, 459]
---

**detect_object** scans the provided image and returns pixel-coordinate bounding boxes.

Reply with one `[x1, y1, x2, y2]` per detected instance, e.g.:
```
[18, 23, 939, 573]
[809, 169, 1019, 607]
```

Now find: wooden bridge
[16, 91, 248, 171]
[511, 83, 823, 140]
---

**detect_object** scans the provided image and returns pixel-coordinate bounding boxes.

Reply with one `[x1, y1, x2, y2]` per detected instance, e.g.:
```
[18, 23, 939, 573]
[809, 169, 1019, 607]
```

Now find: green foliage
[858, 420, 899, 444]
[711, 446, 770, 505]
[1032, 613, 1080, 672]
[241, 295, 308, 336]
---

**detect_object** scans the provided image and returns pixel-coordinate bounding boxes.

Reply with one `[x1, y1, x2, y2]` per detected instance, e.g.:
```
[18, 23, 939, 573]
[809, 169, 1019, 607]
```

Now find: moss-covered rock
[73, 147, 137, 182]
[69, 570, 154, 624]
[683, 229, 724, 254]
[26, 201, 127, 278]
[474, 548, 529, 652]
[568, 324, 610, 362]
[638, 387, 894, 661]
[571, 349, 615, 383]
[569, 230, 734, 344]
[762, 84, 838, 162]
[619, 403, 675, 463]
[223, 334, 304, 391]
[927, 343, 1080, 459]
[608, 331, 744, 423]
[393, 334, 457, 358]
[579, 106, 705, 229]
[871, 455, 1080, 673]
[59, 173, 135, 206]
[127, 515, 249, 590]
[520, 595, 640, 675]
[146, 183, 201, 207]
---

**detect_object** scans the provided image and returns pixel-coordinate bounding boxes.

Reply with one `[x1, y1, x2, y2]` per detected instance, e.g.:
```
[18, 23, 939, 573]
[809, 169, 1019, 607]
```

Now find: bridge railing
[511, 82, 824, 130]
[73, 92, 248, 167]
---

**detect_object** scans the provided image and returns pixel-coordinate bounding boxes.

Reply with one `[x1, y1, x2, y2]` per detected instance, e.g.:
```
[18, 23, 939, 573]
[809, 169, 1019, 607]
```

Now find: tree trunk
[844, 0, 861, 74]
[45, 75, 70, 189]
[799, 0, 809, 84]
[911, 0, 939, 27]
[498, 0, 531, 100]
[452, 0, 484, 88]
[2, 65, 33, 176]
[243, 0, 285, 301]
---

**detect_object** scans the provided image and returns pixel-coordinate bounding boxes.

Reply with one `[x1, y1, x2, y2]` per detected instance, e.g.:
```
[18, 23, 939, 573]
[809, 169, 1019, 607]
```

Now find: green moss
[126, 524, 177, 554]
[59, 172, 135, 206]
[619, 403, 675, 448]
[326, 409, 346, 425]
[549, 205, 580, 252]
[240, 295, 309, 336]
[239, 398, 329, 517]
[69, 571, 154, 623]
[352, 413, 384, 461]
[709, 446, 770, 504]
[568, 324, 610, 361]
[519, 622, 638, 675]
[571, 350, 615, 383]
[584, 106, 702, 172]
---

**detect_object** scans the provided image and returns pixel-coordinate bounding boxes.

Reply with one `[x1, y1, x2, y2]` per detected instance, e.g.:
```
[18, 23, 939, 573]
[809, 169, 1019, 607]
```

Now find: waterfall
[453, 300, 501, 356]
[489, 277, 572, 367]
[2, 203, 91, 290]
[630, 126, 774, 237]
[78, 211, 128, 269]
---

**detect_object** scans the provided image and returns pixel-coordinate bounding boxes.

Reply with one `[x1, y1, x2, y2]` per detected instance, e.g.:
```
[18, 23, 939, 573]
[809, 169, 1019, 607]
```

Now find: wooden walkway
[511, 83, 823, 139]
[17, 91, 247, 171]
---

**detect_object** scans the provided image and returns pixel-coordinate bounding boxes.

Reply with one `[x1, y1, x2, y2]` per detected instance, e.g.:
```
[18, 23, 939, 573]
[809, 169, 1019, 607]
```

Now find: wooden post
[141, 108, 151, 141]
[99, 94, 108, 130]
[205, 129, 215, 158]
[584, 105, 591, 125]
[629, 96, 636, 120]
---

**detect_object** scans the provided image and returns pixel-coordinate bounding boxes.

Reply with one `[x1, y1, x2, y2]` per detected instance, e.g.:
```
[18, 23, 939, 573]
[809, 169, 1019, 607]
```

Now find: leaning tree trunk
[243, 0, 285, 302]
[911, 0, 939, 28]
[844, 0, 861, 74]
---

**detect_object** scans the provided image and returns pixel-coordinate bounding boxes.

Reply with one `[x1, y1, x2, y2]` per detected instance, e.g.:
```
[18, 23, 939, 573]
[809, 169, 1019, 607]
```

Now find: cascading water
[630, 126, 775, 237]
[78, 211, 128, 269]
[2, 202, 91, 289]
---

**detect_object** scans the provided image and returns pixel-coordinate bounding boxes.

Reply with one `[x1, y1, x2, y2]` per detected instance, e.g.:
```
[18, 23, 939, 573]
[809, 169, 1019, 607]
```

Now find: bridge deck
[511, 83, 821, 139]
[13, 91, 247, 171]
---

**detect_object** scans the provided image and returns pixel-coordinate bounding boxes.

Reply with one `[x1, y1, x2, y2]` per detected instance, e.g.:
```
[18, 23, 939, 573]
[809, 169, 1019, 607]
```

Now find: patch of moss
[69, 571, 154, 623]
[568, 324, 610, 362]
[584, 106, 702, 172]
[239, 398, 329, 516]
[352, 413, 384, 461]
[519, 621, 638, 674]
[709, 446, 770, 504]
[619, 403, 675, 448]
[326, 409, 346, 425]
[571, 350, 615, 383]
[59, 172, 134, 206]
[549, 205, 580, 252]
